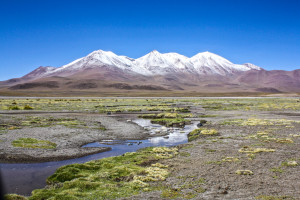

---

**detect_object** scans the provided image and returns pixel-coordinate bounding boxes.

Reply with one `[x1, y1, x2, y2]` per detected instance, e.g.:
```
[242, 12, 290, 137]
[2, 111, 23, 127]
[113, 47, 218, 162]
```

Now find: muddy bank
[0, 113, 148, 163]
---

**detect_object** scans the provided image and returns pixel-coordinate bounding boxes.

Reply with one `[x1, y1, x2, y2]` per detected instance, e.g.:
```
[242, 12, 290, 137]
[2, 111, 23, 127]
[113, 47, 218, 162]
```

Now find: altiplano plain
[1, 97, 300, 200]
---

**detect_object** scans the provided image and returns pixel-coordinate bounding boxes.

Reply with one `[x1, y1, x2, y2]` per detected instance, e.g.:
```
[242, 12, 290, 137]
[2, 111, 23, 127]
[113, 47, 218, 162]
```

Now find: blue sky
[1, 0, 300, 80]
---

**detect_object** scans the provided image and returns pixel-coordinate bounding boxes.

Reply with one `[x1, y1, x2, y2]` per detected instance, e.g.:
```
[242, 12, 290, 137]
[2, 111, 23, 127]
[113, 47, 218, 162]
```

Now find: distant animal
[107, 112, 111, 115]
[197, 123, 203, 127]
[128, 143, 133, 146]
[137, 141, 142, 145]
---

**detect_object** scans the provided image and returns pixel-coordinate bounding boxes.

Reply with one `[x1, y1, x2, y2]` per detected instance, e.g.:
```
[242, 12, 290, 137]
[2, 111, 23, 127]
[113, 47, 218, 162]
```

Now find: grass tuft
[12, 138, 57, 149]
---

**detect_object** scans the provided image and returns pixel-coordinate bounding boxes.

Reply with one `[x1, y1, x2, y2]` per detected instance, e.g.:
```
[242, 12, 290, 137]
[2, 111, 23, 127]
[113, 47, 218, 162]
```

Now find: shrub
[8, 105, 20, 110]
[23, 105, 34, 110]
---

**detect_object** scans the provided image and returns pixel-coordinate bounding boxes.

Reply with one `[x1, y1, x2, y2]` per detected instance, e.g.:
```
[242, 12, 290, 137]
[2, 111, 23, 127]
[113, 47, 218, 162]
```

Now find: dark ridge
[5, 78, 20, 84]
[105, 83, 167, 90]
[70, 82, 98, 89]
[205, 84, 223, 87]
[183, 83, 198, 86]
[165, 85, 184, 90]
[105, 83, 133, 90]
[165, 77, 176, 81]
[9, 81, 59, 90]
[133, 85, 167, 90]
[255, 87, 282, 93]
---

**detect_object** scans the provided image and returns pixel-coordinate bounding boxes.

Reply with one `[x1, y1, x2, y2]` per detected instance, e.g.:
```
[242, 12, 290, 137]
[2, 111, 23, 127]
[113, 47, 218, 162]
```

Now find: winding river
[0, 118, 198, 196]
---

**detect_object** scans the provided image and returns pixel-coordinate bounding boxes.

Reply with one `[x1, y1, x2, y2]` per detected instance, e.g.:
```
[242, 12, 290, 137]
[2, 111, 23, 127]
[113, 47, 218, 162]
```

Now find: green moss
[98, 126, 106, 131]
[198, 114, 218, 118]
[188, 128, 219, 142]
[247, 131, 294, 144]
[161, 188, 182, 199]
[150, 118, 190, 127]
[28, 147, 178, 200]
[222, 157, 239, 162]
[23, 105, 34, 110]
[181, 144, 194, 149]
[270, 167, 284, 173]
[138, 114, 157, 119]
[179, 152, 191, 157]
[282, 160, 298, 167]
[138, 112, 191, 127]
[139, 112, 192, 120]
[19, 117, 90, 129]
[239, 146, 275, 154]
[205, 149, 216, 153]
[12, 138, 57, 149]
[8, 105, 20, 110]
[235, 170, 253, 175]
[4, 194, 28, 200]
[168, 176, 206, 198]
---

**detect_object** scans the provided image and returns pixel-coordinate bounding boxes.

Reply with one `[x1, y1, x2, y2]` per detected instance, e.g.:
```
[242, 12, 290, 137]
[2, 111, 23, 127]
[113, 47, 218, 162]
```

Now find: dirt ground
[120, 109, 300, 200]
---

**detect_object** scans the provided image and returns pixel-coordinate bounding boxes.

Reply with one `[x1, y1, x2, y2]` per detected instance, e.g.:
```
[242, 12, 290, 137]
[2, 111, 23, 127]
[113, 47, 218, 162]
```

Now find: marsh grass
[188, 128, 219, 141]
[150, 118, 190, 127]
[25, 147, 178, 200]
[235, 170, 253, 175]
[12, 138, 56, 149]
[247, 131, 294, 144]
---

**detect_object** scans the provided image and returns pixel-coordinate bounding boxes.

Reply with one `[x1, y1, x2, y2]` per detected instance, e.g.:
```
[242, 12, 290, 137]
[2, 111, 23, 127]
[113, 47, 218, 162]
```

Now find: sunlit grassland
[1, 98, 300, 112]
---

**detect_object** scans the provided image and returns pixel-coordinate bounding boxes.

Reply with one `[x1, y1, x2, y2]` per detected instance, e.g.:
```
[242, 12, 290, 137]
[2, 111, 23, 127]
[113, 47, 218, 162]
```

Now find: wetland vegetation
[1, 97, 300, 199]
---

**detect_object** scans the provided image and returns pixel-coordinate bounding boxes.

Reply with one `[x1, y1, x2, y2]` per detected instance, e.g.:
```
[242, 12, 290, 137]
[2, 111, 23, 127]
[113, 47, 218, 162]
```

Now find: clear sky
[1, 0, 300, 80]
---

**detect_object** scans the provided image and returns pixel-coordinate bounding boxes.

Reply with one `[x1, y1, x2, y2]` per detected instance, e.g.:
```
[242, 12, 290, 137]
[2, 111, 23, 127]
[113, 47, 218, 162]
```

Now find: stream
[0, 118, 198, 196]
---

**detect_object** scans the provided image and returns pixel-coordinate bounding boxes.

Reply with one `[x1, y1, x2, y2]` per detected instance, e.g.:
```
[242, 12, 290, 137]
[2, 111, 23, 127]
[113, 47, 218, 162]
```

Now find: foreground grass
[5, 147, 178, 200]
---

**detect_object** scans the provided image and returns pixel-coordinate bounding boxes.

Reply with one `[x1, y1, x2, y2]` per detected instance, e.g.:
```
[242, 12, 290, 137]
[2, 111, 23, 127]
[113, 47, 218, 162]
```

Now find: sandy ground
[0, 113, 148, 163]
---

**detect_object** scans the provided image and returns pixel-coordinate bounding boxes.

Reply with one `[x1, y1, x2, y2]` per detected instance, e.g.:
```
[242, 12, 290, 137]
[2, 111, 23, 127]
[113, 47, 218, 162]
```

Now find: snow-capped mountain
[5, 49, 299, 95]
[32, 50, 262, 78]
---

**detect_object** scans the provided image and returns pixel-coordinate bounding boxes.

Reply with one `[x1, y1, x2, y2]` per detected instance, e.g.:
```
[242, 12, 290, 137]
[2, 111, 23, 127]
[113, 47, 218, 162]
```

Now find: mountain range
[1, 50, 300, 96]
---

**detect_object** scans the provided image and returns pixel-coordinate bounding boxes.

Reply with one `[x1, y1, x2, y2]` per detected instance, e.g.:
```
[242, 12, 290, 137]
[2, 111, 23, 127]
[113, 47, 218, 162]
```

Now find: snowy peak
[191, 52, 232, 65]
[34, 50, 262, 78]
[243, 63, 262, 70]
[23, 66, 57, 79]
